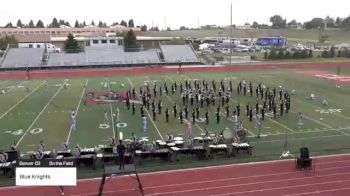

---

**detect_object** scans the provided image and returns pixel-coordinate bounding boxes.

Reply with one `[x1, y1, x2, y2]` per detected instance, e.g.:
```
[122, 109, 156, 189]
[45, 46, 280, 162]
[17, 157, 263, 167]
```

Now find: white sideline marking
[107, 78, 116, 140]
[15, 80, 67, 147]
[65, 80, 89, 143]
[127, 77, 164, 141]
[0, 81, 45, 121]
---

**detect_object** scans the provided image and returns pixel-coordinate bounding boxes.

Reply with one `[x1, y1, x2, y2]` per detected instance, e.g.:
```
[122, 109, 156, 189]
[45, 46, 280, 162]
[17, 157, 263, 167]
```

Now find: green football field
[1, 68, 350, 158]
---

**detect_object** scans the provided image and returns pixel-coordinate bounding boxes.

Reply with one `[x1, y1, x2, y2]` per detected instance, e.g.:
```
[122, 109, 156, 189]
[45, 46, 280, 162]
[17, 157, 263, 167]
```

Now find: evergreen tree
[28, 20, 35, 28]
[5, 22, 13, 28]
[36, 20, 45, 28]
[120, 20, 127, 27]
[0, 35, 18, 50]
[124, 29, 139, 50]
[141, 25, 148, 32]
[128, 19, 134, 28]
[91, 20, 95, 26]
[74, 20, 80, 28]
[16, 19, 23, 28]
[65, 33, 81, 53]
[50, 18, 59, 28]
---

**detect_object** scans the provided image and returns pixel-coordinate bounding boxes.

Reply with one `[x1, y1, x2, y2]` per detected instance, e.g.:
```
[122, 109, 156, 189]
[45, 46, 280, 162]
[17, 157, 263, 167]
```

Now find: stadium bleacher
[1, 48, 45, 67]
[160, 44, 200, 63]
[48, 53, 86, 66]
[1, 44, 200, 68]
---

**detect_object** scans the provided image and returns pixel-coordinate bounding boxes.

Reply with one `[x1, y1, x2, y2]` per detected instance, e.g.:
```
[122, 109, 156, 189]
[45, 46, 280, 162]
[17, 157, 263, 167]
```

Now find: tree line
[265, 15, 350, 30]
[3, 18, 142, 29]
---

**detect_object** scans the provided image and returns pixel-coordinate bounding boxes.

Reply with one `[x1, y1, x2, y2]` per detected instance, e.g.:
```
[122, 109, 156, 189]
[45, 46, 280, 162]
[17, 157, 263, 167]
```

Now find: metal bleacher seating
[2, 48, 44, 67]
[160, 44, 200, 63]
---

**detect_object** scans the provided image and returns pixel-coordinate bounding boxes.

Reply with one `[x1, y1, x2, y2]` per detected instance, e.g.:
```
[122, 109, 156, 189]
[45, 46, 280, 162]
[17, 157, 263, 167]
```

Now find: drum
[167, 143, 175, 147]
[174, 137, 183, 141]
[209, 133, 216, 137]
[158, 142, 167, 149]
[175, 141, 184, 148]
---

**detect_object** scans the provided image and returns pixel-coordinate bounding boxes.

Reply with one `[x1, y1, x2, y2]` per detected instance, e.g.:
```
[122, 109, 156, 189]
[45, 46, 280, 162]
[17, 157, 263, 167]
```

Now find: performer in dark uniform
[280, 102, 284, 116]
[261, 107, 265, 121]
[173, 104, 177, 118]
[132, 103, 135, 115]
[205, 111, 209, 125]
[152, 108, 156, 121]
[165, 108, 169, 122]
[179, 110, 183, 123]
[158, 100, 162, 114]
[249, 108, 253, 122]
[117, 140, 126, 170]
[216, 112, 220, 124]
[196, 106, 200, 119]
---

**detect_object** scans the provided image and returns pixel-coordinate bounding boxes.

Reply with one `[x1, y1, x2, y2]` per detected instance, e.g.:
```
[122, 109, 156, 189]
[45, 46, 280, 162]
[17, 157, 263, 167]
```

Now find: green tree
[5, 22, 13, 28]
[269, 15, 286, 29]
[252, 21, 259, 29]
[90, 20, 95, 26]
[128, 19, 134, 27]
[28, 20, 35, 28]
[82, 21, 87, 27]
[342, 16, 350, 30]
[36, 20, 45, 28]
[0, 35, 18, 50]
[304, 18, 324, 29]
[16, 19, 23, 28]
[140, 25, 148, 32]
[64, 33, 81, 53]
[124, 29, 139, 50]
[50, 18, 59, 28]
[120, 20, 127, 27]
[74, 20, 80, 28]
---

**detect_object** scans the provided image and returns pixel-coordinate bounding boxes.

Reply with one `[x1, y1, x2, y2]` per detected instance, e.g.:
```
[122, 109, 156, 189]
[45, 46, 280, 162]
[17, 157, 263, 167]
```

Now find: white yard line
[0, 81, 45, 121]
[291, 109, 349, 136]
[15, 80, 67, 147]
[127, 77, 164, 140]
[107, 78, 116, 140]
[248, 126, 350, 137]
[65, 80, 89, 143]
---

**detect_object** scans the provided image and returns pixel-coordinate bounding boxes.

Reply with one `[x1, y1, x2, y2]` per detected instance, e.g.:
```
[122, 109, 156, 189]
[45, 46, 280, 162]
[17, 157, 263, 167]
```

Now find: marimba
[232, 143, 252, 156]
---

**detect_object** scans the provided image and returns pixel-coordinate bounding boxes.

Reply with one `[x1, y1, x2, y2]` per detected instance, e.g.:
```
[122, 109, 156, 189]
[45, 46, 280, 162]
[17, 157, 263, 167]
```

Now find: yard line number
[4, 128, 43, 136]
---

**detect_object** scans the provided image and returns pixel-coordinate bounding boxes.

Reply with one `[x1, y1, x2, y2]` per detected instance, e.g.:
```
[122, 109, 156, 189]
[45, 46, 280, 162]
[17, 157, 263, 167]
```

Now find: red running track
[0, 62, 349, 80]
[1, 154, 350, 196]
